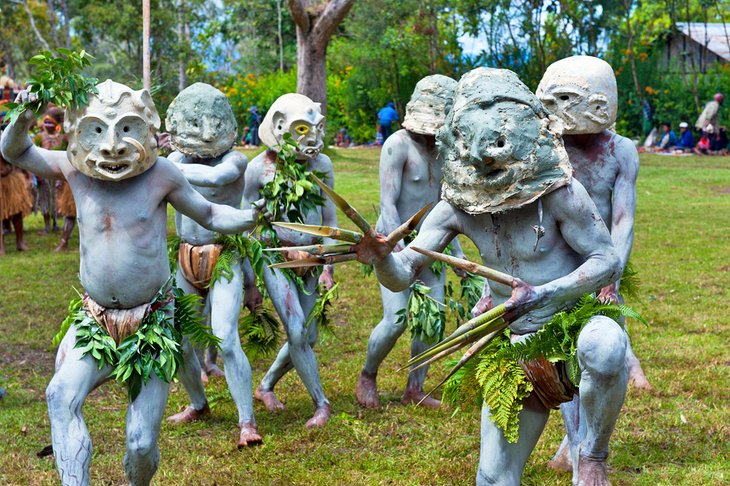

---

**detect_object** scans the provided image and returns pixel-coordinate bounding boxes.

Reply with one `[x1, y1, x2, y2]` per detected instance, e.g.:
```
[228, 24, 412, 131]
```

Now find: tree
[288, 0, 355, 112]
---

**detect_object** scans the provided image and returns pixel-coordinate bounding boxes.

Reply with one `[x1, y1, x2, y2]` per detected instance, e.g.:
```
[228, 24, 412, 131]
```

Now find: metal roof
[676, 22, 730, 61]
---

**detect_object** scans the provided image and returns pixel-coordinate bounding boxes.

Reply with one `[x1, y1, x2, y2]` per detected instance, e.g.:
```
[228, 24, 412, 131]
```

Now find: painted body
[351, 68, 627, 485]
[356, 128, 465, 409]
[0, 81, 260, 485]
[162, 82, 262, 446]
[537, 56, 650, 475]
[246, 149, 337, 428]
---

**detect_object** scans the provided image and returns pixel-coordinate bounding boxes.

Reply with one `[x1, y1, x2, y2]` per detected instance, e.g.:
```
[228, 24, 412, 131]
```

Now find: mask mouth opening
[91, 159, 134, 179]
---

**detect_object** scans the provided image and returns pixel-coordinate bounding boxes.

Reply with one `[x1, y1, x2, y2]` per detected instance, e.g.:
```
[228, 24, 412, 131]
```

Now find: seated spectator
[694, 125, 713, 155]
[672, 122, 694, 152]
[335, 127, 353, 148]
[654, 123, 678, 152]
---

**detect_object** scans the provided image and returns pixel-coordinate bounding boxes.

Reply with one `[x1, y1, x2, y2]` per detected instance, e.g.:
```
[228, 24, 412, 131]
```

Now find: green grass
[0, 150, 728, 485]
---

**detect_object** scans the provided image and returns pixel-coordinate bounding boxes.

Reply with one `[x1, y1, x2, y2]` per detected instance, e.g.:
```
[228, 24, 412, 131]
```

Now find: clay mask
[165, 83, 237, 158]
[438, 68, 571, 214]
[65, 79, 160, 181]
[536, 56, 617, 135]
[259, 93, 325, 160]
[402, 74, 457, 136]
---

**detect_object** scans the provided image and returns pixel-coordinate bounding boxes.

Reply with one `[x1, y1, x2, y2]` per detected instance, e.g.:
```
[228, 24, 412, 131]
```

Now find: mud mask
[402, 74, 457, 136]
[165, 82, 237, 158]
[438, 68, 571, 214]
[259, 93, 325, 160]
[65, 79, 160, 181]
[536, 56, 618, 135]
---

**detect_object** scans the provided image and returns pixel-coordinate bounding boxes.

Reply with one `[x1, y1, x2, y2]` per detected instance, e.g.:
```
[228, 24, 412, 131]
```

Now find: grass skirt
[0, 169, 33, 220]
[55, 181, 76, 217]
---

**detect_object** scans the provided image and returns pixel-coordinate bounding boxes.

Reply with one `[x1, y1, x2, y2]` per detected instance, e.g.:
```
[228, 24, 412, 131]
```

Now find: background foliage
[2, 0, 730, 140]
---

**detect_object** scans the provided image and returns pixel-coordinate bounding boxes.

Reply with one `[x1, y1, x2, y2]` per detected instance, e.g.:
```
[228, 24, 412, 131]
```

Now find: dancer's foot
[356, 370, 380, 408]
[548, 443, 573, 472]
[254, 386, 285, 412]
[54, 240, 68, 252]
[305, 403, 331, 429]
[237, 421, 263, 448]
[200, 370, 209, 385]
[166, 403, 210, 424]
[628, 363, 652, 391]
[206, 363, 226, 379]
[402, 388, 441, 409]
[16, 241, 29, 251]
[577, 454, 611, 486]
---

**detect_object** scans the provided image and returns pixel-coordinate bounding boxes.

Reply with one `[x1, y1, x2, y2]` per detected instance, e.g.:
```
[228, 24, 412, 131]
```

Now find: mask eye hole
[496, 137, 506, 148]
[95, 126, 102, 134]
[123, 125, 130, 133]
[294, 124, 310, 135]
[560, 95, 569, 101]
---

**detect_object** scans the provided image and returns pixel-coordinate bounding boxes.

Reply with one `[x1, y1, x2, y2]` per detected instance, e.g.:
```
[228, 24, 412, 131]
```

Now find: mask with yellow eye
[259, 93, 325, 160]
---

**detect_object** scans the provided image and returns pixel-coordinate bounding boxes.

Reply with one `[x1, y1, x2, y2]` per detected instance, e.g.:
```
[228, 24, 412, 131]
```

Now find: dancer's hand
[598, 282, 619, 304]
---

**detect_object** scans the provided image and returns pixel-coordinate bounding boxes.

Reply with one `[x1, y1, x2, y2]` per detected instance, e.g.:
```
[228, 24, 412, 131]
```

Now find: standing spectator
[710, 126, 728, 155]
[654, 122, 677, 152]
[673, 122, 695, 152]
[377, 102, 399, 142]
[249, 106, 262, 146]
[695, 93, 723, 133]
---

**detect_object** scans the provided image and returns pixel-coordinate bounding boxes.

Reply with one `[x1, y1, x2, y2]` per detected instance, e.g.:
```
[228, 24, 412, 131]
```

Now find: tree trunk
[142, 0, 151, 90]
[277, 0, 284, 72]
[177, 0, 187, 91]
[289, 0, 356, 114]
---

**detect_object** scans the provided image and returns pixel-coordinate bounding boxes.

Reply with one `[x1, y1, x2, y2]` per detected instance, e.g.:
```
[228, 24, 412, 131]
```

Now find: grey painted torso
[66, 161, 172, 308]
[377, 130, 443, 233]
[171, 151, 245, 245]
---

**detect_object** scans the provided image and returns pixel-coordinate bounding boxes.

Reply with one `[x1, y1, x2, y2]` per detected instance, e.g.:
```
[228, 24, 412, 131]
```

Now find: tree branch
[312, 0, 355, 46]
[288, 0, 310, 33]
[20, 0, 51, 51]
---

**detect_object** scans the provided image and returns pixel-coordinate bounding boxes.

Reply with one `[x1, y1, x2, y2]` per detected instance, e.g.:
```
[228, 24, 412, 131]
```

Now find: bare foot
[628, 364, 652, 391]
[206, 364, 226, 379]
[577, 454, 611, 486]
[237, 421, 263, 448]
[54, 241, 68, 252]
[166, 403, 210, 424]
[254, 386, 285, 412]
[200, 370, 209, 385]
[402, 388, 441, 409]
[16, 241, 29, 251]
[356, 370, 380, 408]
[305, 403, 331, 429]
[548, 442, 573, 473]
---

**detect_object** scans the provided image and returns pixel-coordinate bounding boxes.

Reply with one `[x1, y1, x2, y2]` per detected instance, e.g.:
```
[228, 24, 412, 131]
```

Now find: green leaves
[400, 282, 446, 345]
[3, 49, 98, 125]
[240, 305, 282, 359]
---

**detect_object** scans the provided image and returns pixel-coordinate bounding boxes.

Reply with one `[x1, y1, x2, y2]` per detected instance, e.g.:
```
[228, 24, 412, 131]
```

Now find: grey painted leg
[575, 315, 628, 486]
[169, 268, 208, 414]
[259, 269, 329, 425]
[123, 372, 169, 486]
[208, 264, 255, 426]
[476, 394, 550, 485]
[46, 324, 112, 486]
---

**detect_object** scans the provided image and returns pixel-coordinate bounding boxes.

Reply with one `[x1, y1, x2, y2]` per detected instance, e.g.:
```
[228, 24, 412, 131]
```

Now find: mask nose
[99, 130, 128, 158]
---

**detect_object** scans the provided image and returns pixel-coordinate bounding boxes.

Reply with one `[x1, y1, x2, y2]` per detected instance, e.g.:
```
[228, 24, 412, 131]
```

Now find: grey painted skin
[355, 128, 466, 409]
[0, 104, 260, 485]
[357, 182, 626, 485]
[165, 148, 263, 446]
[244, 149, 338, 428]
[548, 130, 649, 475]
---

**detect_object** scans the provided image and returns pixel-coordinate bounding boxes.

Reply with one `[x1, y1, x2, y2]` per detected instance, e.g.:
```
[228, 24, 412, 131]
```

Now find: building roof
[676, 22, 730, 61]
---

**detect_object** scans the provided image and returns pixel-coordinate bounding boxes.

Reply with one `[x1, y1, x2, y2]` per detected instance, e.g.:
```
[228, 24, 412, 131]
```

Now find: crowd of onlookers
[641, 93, 728, 155]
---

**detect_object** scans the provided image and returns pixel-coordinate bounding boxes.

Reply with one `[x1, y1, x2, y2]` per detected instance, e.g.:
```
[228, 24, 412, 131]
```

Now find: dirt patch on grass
[711, 186, 730, 194]
[0, 344, 54, 375]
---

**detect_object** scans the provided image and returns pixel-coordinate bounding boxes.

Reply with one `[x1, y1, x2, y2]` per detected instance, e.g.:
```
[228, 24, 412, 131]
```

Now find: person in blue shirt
[654, 122, 677, 152]
[377, 102, 399, 142]
[672, 121, 694, 152]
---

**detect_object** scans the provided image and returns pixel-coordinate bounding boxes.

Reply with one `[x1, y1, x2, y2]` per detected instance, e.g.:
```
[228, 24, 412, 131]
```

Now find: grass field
[0, 149, 728, 485]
